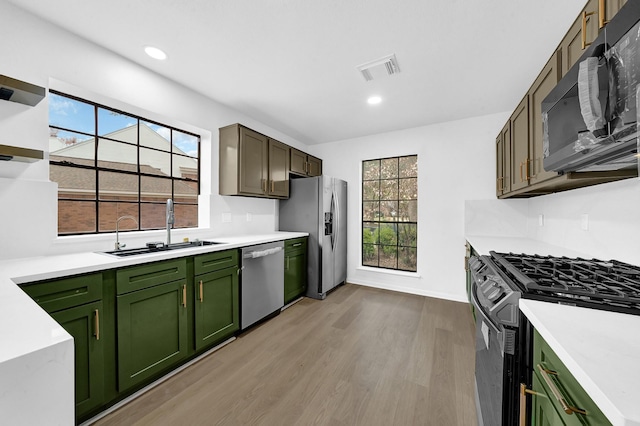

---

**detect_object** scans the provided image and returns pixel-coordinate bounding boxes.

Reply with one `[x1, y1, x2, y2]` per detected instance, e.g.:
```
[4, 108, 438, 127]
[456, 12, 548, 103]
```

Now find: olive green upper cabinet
[219, 123, 290, 199]
[290, 147, 322, 177]
[496, 122, 511, 197]
[528, 51, 562, 186]
[560, 0, 599, 76]
[509, 96, 530, 193]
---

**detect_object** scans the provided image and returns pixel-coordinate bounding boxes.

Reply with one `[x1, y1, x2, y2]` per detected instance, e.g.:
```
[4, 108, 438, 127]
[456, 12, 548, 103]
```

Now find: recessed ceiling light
[144, 46, 167, 60]
[367, 96, 382, 105]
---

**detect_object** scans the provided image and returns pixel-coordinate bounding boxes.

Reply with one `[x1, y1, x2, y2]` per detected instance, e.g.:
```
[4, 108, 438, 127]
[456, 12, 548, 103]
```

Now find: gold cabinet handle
[182, 284, 187, 307]
[199, 280, 204, 302]
[262, 179, 267, 192]
[271, 180, 275, 193]
[598, 0, 609, 28]
[519, 161, 524, 182]
[525, 158, 531, 181]
[285, 256, 290, 271]
[537, 364, 587, 416]
[519, 383, 542, 426]
[292, 242, 302, 247]
[304, 161, 308, 173]
[94, 309, 100, 341]
[582, 10, 596, 49]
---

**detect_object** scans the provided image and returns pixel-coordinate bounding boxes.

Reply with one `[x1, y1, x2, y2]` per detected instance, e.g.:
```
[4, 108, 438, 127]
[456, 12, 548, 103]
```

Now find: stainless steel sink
[103, 240, 225, 257]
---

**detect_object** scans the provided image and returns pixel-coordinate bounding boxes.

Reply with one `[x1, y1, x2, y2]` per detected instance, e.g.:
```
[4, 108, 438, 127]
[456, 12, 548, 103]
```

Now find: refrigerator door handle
[332, 190, 339, 253]
[330, 192, 336, 250]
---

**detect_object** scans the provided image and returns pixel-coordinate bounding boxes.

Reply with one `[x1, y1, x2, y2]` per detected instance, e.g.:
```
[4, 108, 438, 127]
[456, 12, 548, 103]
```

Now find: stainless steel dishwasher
[240, 241, 285, 330]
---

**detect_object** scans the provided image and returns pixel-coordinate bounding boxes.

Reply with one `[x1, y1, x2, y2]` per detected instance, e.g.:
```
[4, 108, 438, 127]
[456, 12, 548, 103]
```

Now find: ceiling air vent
[357, 54, 400, 82]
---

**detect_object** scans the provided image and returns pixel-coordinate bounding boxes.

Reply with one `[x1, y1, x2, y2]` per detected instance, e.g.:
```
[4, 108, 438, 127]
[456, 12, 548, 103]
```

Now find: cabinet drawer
[194, 249, 239, 275]
[533, 330, 610, 425]
[285, 237, 307, 255]
[22, 273, 103, 313]
[116, 258, 187, 294]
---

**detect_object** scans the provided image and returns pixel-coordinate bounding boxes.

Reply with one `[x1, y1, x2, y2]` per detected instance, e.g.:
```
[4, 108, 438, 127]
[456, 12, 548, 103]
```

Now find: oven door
[471, 280, 522, 426]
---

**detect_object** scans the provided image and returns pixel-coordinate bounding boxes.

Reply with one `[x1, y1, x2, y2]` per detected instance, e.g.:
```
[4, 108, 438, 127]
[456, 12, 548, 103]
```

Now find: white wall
[0, 0, 310, 260]
[310, 112, 510, 302]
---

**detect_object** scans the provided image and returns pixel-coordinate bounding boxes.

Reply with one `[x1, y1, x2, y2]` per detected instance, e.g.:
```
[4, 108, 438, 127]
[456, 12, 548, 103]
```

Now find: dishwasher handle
[243, 246, 283, 259]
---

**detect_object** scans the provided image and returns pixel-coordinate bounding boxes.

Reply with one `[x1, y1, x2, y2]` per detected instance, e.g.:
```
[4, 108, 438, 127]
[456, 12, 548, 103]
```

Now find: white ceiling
[9, 0, 586, 145]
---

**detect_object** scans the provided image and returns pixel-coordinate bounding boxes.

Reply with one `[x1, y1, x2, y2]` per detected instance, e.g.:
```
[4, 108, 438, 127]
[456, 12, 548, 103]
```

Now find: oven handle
[470, 281, 501, 335]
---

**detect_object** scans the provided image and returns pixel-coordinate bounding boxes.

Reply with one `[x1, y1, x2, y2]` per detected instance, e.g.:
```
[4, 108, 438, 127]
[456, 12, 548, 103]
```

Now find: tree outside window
[362, 155, 417, 272]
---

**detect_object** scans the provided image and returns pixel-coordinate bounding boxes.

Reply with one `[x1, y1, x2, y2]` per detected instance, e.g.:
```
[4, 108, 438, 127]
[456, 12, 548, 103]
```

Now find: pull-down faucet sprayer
[166, 198, 174, 245]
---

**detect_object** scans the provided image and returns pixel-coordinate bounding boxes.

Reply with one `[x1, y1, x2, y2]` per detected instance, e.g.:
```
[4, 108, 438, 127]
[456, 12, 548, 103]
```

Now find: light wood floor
[94, 283, 477, 426]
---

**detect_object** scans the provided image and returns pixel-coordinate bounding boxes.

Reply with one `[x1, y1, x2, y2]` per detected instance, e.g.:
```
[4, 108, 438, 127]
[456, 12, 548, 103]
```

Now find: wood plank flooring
[93, 284, 477, 426]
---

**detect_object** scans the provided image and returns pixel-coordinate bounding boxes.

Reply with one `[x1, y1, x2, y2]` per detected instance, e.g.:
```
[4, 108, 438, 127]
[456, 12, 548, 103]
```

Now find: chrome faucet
[115, 215, 138, 250]
[166, 198, 174, 246]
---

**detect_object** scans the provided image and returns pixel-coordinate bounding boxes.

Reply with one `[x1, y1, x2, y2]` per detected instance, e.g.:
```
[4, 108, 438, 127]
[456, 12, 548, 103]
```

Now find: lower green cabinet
[530, 329, 611, 426]
[194, 266, 239, 350]
[284, 237, 307, 304]
[116, 280, 188, 391]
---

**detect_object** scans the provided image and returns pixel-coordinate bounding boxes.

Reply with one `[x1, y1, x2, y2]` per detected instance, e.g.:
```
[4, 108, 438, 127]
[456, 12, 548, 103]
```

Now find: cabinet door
[194, 267, 239, 351]
[239, 127, 268, 195]
[307, 155, 322, 177]
[501, 123, 512, 194]
[284, 249, 307, 304]
[528, 51, 561, 185]
[290, 148, 307, 175]
[510, 96, 530, 192]
[531, 373, 566, 426]
[560, 0, 599, 76]
[268, 138, 290, 198]
[603, 0, 626, 30]
[117, 281, 188, 391]
[51, 301, 104, 418]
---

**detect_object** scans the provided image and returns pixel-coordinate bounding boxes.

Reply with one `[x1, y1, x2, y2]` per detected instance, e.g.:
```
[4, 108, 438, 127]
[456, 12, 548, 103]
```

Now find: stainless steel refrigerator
[279, 176, 347, 300]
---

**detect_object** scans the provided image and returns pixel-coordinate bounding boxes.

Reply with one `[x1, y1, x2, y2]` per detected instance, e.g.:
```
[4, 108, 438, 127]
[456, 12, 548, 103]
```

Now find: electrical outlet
[246, 212, 252, 222]
[581, 214, 589, 231]
[538, 214, 544, 227]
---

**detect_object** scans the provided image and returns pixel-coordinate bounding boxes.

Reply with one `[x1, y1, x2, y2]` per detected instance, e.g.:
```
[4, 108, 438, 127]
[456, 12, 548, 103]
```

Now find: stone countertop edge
[520, 299, 640, 426]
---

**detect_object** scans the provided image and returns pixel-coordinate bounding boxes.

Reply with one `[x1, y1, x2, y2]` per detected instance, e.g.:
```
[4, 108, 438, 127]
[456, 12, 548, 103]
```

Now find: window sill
[356, 266, 421, 278]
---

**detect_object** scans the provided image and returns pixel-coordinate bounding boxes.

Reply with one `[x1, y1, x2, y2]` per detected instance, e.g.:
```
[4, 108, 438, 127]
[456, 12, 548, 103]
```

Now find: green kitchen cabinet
[116, 259, 188, 392]
[526, 329, 611, 426]
[21, 273, 105, 419]
[284, 237, 308, 304]
[193, 249, 240, 351]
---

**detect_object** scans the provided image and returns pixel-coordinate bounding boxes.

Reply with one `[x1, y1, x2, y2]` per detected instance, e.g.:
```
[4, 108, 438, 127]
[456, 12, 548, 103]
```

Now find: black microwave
[542, 0, 640, 173]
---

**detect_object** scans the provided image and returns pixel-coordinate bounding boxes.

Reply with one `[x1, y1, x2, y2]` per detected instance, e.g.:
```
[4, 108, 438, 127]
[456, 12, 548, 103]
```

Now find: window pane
[140, 203, 166, 229]
[398, 247, 417, 271]
[140, 147, 171, 176]
[175, 204, 198, 228]
[49, 93, 95, 134]
[379, 246, 398, 269]
[98, 108, 137, 142]
[399, 156, 417, 178]
[398, 223, 417, 247]
[174, 180, 198, 202]
[399, 178, 417, 200]
[363, 160, 380, 180]
[363, 244, 378, 267]
[363, 222, 379, 244]
[58, 200, 96, 234]
[363, 201, 379, 221]
[97, 139, 137, 172]
[51, 165, 96, 198]
[49, 129, 95, 163]
[173, 130, 199, 158]
[380, 201, 398, 221]
[380, 179, 398, 200]
[141, 121, 171, 148]
[399, 200, 417, 222]
[380, 158, 398, 179]
[173, 154, 198, 179]
[363, 180, 380, 201]
[98, 202, 139, 232]
[377, 223, 397, 246]
[98, 171, 139, 201]
[141, 176, 172, 202]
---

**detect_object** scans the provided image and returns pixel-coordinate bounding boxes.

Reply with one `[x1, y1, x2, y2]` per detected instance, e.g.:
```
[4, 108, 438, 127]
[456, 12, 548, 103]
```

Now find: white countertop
[521, 299, 640, 426]
[0, 232, 306, 364]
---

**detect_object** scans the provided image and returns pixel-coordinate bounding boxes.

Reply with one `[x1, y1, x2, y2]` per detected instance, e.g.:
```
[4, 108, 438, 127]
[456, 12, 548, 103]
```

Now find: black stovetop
[490, 251, 640, 315]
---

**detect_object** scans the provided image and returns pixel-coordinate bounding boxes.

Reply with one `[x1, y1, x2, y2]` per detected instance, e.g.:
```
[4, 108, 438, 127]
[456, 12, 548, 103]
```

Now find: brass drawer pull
[94, 309, 100, 341]
[519, 383, 542, 426]
[199, 280, 204, 302]
[537, 364, 587, 416]
[292, 243, 302, 247]
[271, 180, 275, 193]
[598, 0, 609, 29]
[182, 284, 187, 307]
